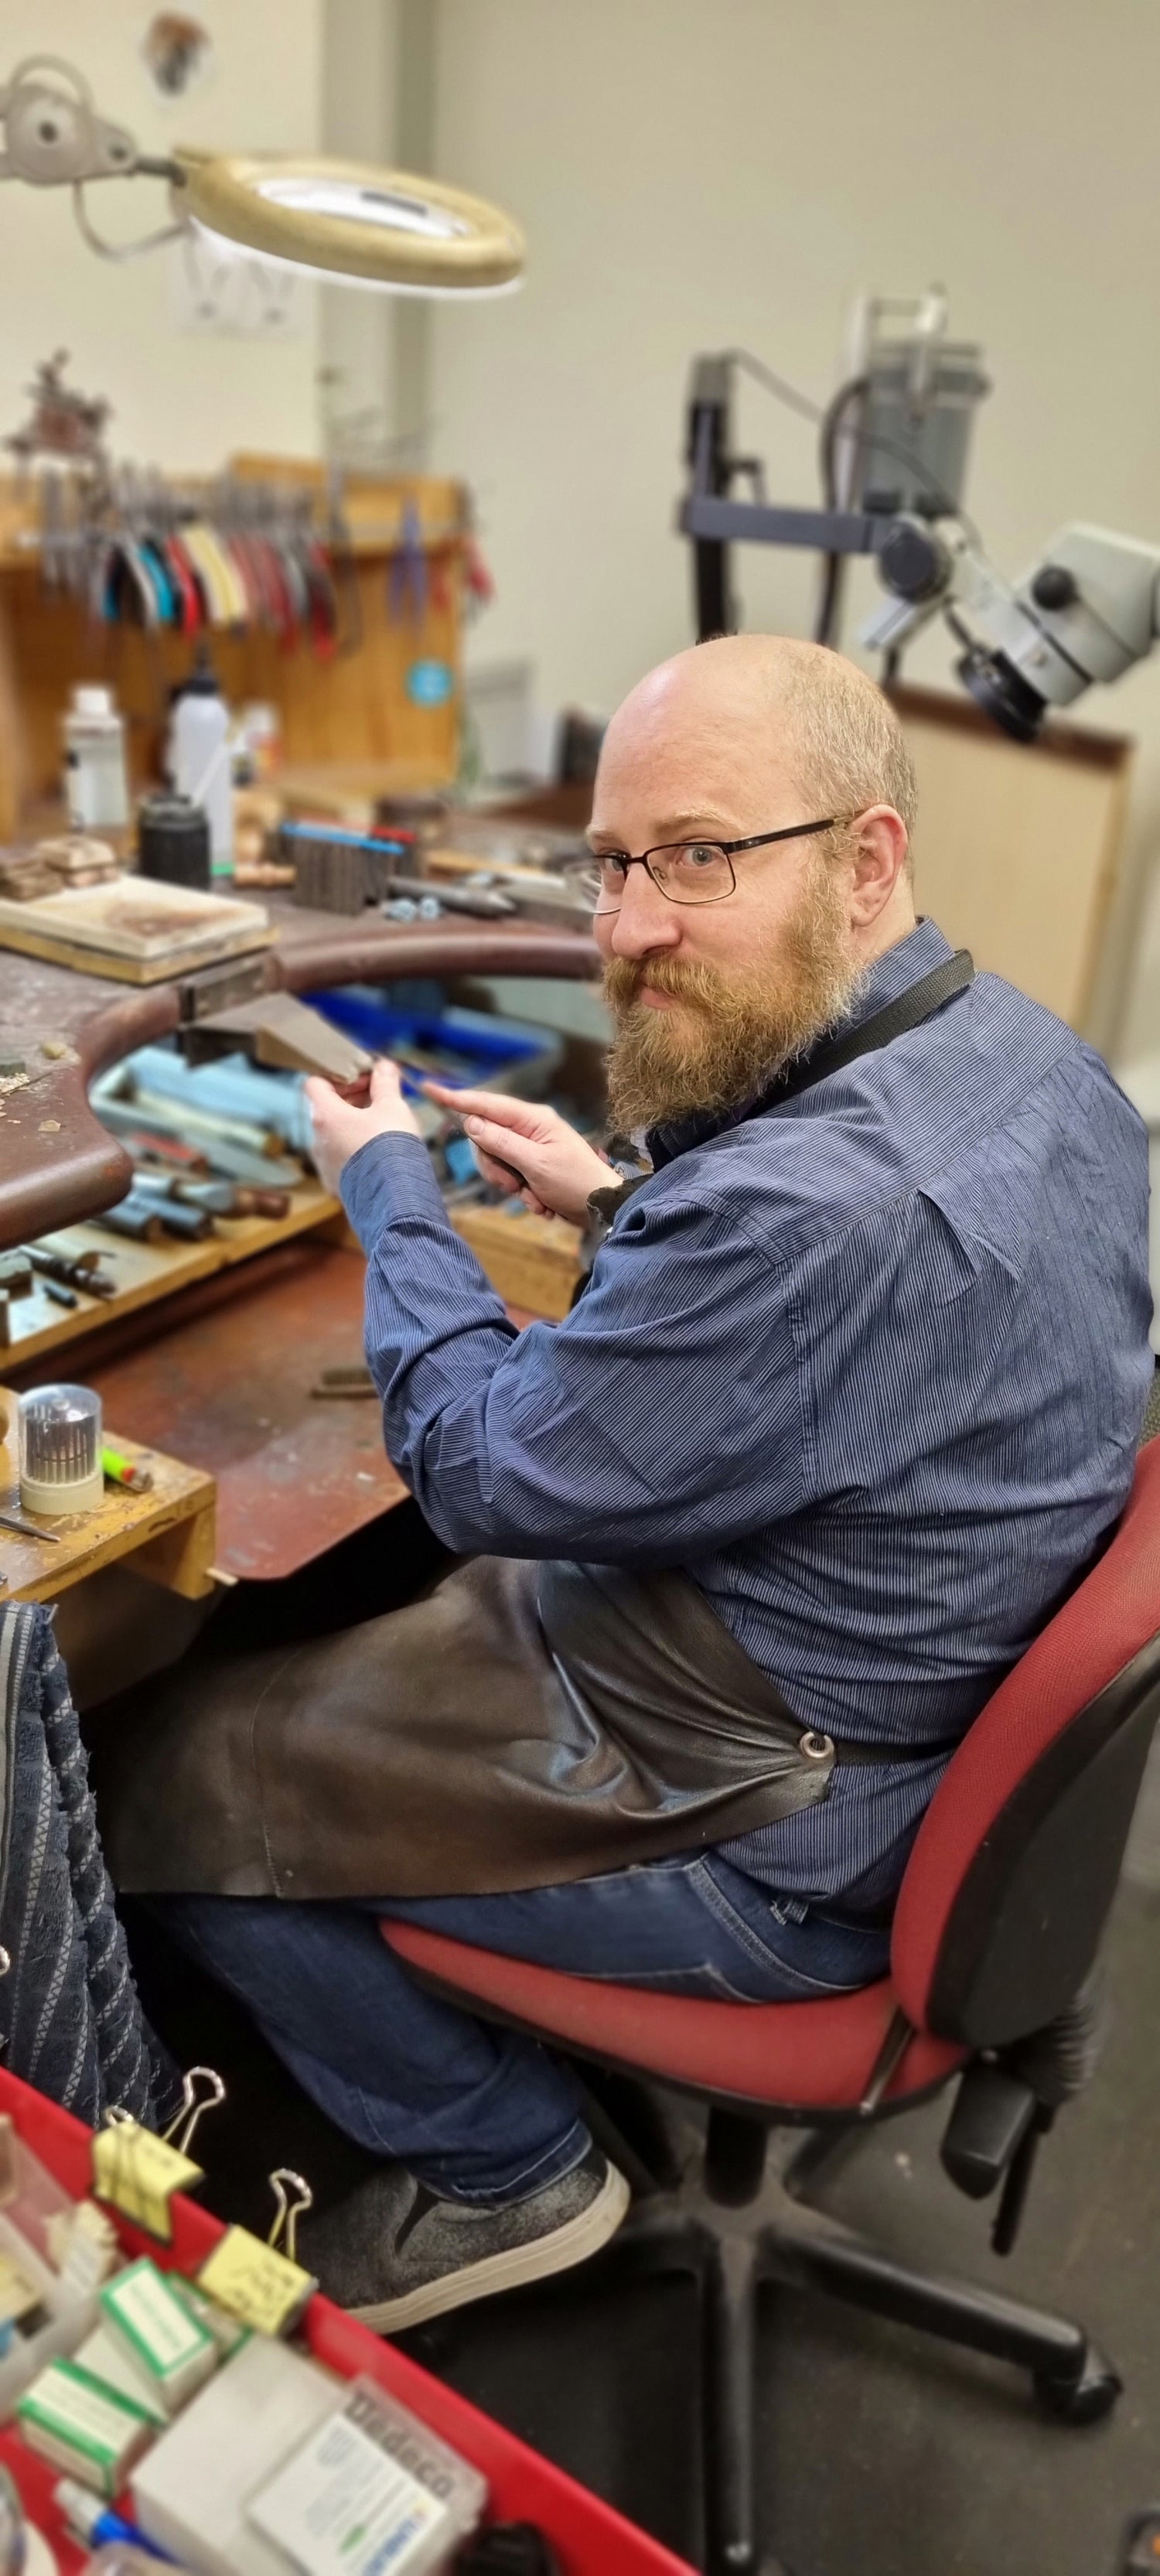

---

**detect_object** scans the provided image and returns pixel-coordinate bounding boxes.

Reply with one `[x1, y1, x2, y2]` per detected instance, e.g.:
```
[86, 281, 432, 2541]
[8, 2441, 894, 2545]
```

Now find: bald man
[101, 637, 1151, 2328]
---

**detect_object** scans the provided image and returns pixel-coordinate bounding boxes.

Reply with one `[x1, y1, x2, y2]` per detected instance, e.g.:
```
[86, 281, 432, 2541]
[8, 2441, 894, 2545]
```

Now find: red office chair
[384, 1434, 1160, 2576]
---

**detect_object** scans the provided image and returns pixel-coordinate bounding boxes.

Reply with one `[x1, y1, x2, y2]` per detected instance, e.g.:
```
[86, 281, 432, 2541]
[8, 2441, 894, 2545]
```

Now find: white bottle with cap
[63, 685, 129, 832]
[167, 647, 234, 876]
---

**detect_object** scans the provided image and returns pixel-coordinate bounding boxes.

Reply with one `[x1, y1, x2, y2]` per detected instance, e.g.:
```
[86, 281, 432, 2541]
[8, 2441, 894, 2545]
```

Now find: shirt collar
[648, 917, 955, 1168]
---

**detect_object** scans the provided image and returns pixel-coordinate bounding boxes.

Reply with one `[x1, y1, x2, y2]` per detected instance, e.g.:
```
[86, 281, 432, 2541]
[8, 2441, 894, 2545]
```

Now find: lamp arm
[70, 176, 187, 265]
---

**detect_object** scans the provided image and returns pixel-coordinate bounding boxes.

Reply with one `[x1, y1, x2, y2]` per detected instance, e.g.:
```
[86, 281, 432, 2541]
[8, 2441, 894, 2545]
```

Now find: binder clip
[267, 2168, 312, 2267]
[196, 2165, 317, 2338]
[164, 2065, 226, 2158]
[90, 2064, 224, 2244]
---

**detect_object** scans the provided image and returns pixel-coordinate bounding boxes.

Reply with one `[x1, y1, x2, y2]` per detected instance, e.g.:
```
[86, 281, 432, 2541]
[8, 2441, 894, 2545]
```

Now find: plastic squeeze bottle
[167, 646, 234, 876]
[63, 685, 129, 830]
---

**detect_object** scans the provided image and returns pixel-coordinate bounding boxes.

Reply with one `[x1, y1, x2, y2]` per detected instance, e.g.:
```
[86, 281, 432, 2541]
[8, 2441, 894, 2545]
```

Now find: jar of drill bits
[19, 1383, 104, 1518]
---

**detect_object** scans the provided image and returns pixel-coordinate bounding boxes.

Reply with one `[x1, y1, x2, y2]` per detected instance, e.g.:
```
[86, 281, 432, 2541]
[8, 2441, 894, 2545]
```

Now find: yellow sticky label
[196, 2226, 315, 2338]
[90, 2120, 203, 2243]
[0, 2248, 40, 2323]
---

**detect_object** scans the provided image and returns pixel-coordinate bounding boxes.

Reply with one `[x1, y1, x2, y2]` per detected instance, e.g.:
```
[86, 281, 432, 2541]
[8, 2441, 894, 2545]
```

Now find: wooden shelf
[2, 1181, 343, 1372]
[0, 1402, 216, 1604]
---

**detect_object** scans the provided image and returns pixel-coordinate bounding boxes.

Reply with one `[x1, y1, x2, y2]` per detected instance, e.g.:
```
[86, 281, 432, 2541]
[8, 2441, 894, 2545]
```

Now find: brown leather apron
[90, 1553, 858, 1900]
[90, 948, 974, 1905]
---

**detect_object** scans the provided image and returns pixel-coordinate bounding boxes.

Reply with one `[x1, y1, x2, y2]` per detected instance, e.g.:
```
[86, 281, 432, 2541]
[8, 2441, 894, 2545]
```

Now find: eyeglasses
[565, 817, 840, 912]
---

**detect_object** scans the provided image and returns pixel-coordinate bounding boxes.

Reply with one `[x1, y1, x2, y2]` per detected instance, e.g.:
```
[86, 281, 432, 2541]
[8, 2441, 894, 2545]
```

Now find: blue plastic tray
[306, 987, 561, 1089]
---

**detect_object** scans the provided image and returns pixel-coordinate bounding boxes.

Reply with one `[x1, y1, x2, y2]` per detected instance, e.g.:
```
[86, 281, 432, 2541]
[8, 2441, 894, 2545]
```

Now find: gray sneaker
[301, 2145, 630, 2332]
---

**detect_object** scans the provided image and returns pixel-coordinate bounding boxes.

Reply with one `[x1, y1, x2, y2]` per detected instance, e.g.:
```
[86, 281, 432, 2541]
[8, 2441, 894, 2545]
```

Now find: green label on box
[101, 2257, 214, 2380]
[18, 2356, 153, 2465]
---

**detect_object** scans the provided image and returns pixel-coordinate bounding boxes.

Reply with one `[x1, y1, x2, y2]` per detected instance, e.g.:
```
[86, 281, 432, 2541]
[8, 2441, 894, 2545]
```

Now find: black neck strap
[769, 948, 975, 1108]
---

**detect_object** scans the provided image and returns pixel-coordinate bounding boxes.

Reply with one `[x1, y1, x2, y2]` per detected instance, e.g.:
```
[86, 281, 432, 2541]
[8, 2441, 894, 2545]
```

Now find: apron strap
[770, 948, 975, 1107]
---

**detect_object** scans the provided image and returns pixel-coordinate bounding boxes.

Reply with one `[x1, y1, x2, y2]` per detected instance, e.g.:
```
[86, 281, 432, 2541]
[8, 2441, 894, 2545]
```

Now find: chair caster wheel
[1034, 2351, 1122, 2424]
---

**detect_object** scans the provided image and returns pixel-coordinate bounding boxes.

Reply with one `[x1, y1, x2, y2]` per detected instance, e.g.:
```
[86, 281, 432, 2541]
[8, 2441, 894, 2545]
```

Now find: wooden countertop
[0, 902, 599, 1252]
[0, 1397, 216, 1604]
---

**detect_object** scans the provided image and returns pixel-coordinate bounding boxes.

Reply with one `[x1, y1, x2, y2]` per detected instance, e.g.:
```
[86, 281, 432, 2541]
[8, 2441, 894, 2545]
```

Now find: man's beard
[602, 857, 865, 1133]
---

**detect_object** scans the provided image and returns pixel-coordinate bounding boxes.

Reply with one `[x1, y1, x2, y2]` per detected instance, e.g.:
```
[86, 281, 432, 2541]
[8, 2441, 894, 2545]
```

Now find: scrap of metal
[131, 1173, 291, 1221]
[310, 1364, 377, 1399]
[90, 1190, 217, 1245]
[25, 1245, 116, 1297]
[0, 1508, 60, 1546]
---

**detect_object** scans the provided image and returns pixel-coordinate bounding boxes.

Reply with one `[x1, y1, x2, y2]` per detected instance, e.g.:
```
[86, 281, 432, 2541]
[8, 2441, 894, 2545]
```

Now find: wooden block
[450, 1204, 582, 1321]
[0, 1404, 217, 1605]
[0, 853, 57, 900]
[0, 906, 274, 986]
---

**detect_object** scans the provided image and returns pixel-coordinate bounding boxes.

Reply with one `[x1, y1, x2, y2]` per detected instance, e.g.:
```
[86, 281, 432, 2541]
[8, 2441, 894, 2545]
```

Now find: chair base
[597, 2139, 1121, 2576]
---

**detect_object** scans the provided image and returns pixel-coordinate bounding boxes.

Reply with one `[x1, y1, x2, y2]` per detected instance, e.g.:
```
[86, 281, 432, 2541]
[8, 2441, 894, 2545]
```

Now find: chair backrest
[892, 1437, 1160, 2049]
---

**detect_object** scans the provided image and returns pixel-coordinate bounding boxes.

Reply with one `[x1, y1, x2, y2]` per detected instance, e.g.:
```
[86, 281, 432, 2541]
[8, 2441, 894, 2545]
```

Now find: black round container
[137, 793, 211, 892]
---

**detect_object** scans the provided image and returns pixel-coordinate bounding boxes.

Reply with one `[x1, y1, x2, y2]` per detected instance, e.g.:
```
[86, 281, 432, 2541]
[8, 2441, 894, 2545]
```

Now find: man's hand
[424, 1082, 612, 1225]
[305, 1058, 421, 1197]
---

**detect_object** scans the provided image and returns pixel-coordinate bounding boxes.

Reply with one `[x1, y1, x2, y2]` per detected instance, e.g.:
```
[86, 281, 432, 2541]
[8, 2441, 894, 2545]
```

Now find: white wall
[319, 0, 397, 436]
[318, 0, 436, 461]
[0, 0, 322, 467]
[427, 0, 1160, 1052]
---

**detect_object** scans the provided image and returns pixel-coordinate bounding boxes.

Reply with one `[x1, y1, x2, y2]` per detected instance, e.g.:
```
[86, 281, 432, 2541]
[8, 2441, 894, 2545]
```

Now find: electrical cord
[722, 344, 982, 548]
[944, 605, 977, 651]
[71, 179, 186, 261]
[814, 374, 868, 644]
[720, 347, 825, 427]
[820, 375, 869, 508]
[943, 600, 998, 675]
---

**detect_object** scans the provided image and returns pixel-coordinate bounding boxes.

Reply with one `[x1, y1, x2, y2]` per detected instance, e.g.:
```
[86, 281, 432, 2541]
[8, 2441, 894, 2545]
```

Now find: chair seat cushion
[383, 1924, 967, 2114]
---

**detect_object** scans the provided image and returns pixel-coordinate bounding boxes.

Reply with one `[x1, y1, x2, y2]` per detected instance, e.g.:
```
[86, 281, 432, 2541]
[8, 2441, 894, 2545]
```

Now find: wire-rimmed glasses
[565, 816, 840, 913]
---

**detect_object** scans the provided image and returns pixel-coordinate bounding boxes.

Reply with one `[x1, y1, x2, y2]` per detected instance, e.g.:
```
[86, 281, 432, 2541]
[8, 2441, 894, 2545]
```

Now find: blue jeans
[158, 1854, 890, 2206]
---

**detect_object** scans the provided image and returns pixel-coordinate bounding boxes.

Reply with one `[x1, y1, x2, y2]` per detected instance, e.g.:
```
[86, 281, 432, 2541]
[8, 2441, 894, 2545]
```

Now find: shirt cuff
[339, 1131, 450, 1256]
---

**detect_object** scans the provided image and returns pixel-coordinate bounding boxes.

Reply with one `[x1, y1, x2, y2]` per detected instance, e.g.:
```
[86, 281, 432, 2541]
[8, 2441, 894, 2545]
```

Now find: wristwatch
[582, 1164, 650, 1249]
[585, 1172, 634, 1227]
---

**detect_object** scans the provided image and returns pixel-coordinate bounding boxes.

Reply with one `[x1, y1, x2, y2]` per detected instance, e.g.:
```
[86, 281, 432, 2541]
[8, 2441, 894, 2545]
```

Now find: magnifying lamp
[0, 55, 526, 293]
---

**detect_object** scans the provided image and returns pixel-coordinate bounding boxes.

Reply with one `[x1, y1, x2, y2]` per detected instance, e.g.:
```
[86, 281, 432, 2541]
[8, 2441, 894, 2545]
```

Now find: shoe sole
[349, 2161, 632, 2334]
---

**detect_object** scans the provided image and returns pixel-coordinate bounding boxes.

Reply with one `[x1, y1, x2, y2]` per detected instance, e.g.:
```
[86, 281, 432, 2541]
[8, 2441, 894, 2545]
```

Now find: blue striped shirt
[341, 918, 1153, 1912]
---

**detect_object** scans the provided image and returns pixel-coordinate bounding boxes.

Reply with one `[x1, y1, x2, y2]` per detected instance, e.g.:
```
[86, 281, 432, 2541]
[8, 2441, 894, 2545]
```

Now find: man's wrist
[339, 1129, 447, 1256]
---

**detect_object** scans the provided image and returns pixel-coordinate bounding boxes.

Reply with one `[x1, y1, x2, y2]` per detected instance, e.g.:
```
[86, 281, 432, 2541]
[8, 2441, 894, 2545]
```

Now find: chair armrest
[940, 2062, 1037, 2199]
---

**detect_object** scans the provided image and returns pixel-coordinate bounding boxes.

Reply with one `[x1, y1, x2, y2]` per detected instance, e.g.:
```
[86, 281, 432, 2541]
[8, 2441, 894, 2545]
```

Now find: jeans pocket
[692, 1859, 885, 1999]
